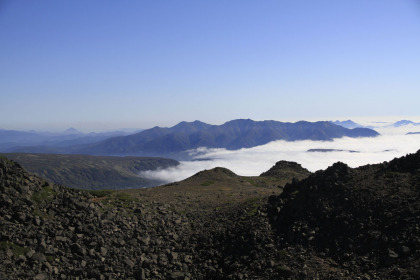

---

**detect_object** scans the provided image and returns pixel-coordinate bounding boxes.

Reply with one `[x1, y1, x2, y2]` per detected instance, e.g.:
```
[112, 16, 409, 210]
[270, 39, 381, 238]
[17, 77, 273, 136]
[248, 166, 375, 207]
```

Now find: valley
[1, 153, 179, 190]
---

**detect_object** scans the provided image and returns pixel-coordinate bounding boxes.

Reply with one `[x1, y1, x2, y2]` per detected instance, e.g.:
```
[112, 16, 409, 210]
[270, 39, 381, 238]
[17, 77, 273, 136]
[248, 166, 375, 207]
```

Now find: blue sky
[1, 0, 419, 132]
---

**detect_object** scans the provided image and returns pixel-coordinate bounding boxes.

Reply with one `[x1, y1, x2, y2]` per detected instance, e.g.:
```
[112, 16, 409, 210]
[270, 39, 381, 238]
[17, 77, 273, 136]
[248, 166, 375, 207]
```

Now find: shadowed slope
[267, 150, 420, 278]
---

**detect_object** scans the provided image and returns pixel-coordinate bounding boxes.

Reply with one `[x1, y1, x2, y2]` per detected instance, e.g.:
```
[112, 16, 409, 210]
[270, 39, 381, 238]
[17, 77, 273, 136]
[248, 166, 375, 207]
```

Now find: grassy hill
[121, 166, 302, 213]
[2, 153, 179, 190]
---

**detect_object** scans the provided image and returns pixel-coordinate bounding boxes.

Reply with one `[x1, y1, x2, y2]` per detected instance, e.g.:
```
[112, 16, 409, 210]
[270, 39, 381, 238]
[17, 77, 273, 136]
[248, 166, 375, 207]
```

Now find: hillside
[75, 119, 379, 157]
[0, 155, 306, 279]
[1, 150, 419, 279]
[2, 153, 179, 190]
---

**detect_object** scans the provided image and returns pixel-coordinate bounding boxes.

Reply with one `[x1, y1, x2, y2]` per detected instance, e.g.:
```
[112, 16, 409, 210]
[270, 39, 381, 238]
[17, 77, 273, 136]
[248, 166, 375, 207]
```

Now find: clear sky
[1, 0, 419, 132]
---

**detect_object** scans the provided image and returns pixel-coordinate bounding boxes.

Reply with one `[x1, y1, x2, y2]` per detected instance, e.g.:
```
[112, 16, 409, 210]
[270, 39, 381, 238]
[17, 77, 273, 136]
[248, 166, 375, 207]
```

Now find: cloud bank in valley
[140, 123, 420, 184]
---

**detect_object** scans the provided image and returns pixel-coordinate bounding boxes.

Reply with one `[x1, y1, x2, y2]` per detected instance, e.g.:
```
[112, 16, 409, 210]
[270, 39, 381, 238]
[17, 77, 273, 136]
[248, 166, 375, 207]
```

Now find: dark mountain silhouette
[77, 119, 379, 156]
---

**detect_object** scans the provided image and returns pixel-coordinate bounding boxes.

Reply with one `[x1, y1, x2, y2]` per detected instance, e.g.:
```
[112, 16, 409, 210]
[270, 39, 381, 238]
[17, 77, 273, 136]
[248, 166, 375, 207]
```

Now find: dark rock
[124, 258, 135, 269]
[100, 247, 108, 256]
[31, 253, 46, 263]
[33, 273, 49, 280]
[170, 271, 185, 280]
[385, 249, 399, 265]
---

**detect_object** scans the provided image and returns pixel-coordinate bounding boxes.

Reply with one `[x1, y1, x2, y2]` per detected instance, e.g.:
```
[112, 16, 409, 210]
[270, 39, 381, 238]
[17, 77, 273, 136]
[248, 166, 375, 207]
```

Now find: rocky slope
[1, 150, 419, 279]
[0, 156, 295, 279]
[268, 150, 420, 279]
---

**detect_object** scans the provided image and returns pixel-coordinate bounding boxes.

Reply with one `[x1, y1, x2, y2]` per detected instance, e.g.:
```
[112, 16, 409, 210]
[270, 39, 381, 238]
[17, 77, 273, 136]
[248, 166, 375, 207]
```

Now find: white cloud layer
[140, 124, 420, 184]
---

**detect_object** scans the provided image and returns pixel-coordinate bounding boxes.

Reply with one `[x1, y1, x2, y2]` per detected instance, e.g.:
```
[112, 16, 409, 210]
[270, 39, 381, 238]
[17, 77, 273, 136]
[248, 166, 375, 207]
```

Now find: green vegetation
[98, 191, 139, 211]
[278, 249, 288, 259]
[240, 197, 264, 219]
[114, 192, 135, 202]
[241, 175, 296, 189]
[46, 254, 55, 262]
[290, 190, 300, 196]
[385, 171, 404, 178]
[33, 208, 50, 219]
[201, 180, 214, 186]
[241, 177, 260, 187]
[31, 185, 55, 204]
[2, 153, 179, 190]
[246, 205, 259, 217]
[0, 241, 29, 257]
[275, 264, 292, 274]
[86, 189, 115, 197]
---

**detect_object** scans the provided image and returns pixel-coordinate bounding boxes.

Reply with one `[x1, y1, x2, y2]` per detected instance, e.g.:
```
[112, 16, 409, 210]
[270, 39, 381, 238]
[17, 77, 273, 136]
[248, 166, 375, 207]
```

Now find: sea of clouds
[139, 120, 420, 184]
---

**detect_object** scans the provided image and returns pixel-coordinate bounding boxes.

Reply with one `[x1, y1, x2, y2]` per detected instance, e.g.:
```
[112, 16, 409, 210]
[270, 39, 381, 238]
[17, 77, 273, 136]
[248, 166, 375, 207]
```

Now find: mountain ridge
[73, 119, 380, 157]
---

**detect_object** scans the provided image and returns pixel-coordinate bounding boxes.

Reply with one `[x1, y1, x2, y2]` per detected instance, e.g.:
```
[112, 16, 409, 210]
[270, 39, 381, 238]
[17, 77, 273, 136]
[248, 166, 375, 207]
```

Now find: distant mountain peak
[393, 120, 420, 127]
[170, 120, 213, 133]
[23, 119, 380, 157]
[173, 120, 210, 128]
[64, 127, 81, 134]
[330, 120, 363, 129]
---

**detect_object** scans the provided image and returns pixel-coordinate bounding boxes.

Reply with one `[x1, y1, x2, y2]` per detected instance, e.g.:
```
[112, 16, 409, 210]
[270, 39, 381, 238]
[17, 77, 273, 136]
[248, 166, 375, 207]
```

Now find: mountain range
[2, 119, 380, 158]
[74, 119, 379, 157]
[0, 128, 141, 153]
[331, 119, 420, 131]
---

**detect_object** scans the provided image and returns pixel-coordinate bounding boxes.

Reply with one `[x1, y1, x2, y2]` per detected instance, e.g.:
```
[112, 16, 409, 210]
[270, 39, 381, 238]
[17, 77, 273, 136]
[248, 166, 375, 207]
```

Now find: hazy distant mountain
[77, 119, 380, 157]
[330, 120, 363, 129]
[0, 128, 141, 152]
[0, 129, 52, 149]
[63, 127, 82, 134]
[393, 120, 420, 127]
